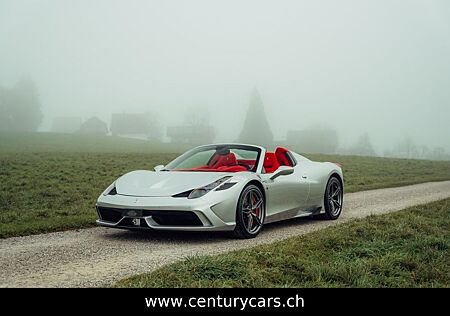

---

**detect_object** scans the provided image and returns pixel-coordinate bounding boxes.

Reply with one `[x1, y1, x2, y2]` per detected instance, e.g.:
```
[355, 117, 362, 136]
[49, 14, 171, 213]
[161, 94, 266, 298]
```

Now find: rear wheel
[322, 177, 343, 220]
[233, 184, 265, 239]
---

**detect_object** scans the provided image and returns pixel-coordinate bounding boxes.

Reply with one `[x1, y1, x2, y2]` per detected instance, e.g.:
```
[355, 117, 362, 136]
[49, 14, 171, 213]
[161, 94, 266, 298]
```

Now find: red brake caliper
[252, 195, 259, 217]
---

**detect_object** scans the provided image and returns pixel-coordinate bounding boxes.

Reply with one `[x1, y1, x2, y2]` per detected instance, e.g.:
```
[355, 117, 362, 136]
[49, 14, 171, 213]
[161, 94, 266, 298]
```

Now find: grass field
[116, 199, 450, 288]
[1, 132, 450, 238]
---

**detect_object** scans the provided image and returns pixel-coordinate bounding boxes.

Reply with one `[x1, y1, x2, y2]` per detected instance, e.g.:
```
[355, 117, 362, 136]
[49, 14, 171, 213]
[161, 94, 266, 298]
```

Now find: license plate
[131, 218, 141, 226]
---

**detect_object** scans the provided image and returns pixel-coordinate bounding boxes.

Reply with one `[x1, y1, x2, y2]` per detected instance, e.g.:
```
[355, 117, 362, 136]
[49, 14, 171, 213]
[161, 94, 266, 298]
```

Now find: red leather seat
[209, 153, 237, 168]
[263, 152, 280, 173]
[275, 147, 293, 167]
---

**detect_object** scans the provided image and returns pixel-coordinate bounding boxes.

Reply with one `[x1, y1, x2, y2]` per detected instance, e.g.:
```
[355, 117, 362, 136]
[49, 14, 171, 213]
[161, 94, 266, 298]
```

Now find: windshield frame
[164, 144, 264, 173]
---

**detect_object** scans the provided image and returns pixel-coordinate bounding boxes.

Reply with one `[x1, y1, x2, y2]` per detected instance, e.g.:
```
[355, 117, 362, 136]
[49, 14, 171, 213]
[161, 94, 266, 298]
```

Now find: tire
[233, 184, 265, 239]
[321, 176, 343, 220]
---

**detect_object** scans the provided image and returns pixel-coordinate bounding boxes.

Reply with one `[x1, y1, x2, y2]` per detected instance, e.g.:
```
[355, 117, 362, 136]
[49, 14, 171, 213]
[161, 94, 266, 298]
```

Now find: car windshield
[164, 145, 262, 172]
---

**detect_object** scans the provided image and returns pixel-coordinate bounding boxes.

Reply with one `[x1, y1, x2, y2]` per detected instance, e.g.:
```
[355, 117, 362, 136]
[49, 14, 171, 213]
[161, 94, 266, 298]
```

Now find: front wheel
[233, 184, 265, 239]
[322, 177, 343, 220]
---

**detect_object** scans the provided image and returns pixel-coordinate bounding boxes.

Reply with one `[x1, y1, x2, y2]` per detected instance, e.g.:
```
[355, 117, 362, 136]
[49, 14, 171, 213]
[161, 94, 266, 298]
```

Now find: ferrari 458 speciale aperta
[96, 144, 343, 238]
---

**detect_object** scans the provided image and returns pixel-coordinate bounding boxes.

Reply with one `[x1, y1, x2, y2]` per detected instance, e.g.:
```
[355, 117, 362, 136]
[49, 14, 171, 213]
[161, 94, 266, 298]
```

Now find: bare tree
[350, 133, 376, 156]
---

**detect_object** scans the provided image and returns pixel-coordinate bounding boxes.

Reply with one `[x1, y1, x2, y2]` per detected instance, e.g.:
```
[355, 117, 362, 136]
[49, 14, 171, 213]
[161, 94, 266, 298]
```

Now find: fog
[1, 0, 449, 154]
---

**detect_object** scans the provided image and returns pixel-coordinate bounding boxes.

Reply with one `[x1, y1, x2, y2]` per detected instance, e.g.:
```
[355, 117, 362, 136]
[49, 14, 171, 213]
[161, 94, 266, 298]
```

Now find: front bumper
[96, 192, 239, 231]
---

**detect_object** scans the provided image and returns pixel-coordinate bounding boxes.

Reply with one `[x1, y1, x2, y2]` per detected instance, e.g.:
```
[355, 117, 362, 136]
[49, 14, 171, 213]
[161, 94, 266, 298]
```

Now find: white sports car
[96, 144, 343, 238]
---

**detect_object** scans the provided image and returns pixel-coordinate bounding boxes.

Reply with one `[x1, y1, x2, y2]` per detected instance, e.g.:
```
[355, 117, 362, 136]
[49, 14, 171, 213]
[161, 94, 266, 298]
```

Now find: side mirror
[154, 165, 165, 172]
[270, 166, 294, 180]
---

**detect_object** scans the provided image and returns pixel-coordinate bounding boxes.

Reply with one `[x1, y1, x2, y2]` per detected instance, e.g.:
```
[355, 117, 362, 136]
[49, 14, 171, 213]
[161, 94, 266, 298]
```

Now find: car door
[261, 165, 310, 223]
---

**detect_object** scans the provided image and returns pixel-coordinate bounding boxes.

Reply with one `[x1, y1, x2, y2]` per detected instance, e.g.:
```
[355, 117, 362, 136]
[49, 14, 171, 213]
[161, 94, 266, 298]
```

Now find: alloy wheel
[241, 188, 264, 234]
[328, 180, 342, 216]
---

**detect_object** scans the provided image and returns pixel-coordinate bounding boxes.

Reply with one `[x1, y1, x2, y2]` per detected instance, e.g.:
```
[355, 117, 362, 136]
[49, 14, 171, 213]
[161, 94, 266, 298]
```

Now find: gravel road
[1, 180, 450, 288]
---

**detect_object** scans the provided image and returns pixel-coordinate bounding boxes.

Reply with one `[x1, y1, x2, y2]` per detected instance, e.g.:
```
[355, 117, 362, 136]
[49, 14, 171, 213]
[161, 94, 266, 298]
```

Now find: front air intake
[97, 206, 123, 223]
[142, 210, 203, 226]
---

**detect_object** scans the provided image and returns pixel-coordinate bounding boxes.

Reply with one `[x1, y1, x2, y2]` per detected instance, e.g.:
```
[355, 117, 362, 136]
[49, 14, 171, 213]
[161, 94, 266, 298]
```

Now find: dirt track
[1, 180, 450, 288]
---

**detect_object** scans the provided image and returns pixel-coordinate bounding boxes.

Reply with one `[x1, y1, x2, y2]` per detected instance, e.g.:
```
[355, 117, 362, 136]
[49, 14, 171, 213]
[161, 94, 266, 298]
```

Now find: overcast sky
[1, 0, 449, 151]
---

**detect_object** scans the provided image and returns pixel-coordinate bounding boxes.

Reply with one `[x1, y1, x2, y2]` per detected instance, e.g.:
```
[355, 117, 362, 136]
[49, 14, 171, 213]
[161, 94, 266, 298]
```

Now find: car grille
[96, 207, 203, 226]
[143, 210, 203, 226]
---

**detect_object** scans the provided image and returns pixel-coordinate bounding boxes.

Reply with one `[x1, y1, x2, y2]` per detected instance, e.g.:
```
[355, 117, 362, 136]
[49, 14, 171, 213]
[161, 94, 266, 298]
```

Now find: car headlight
[188, 176, 232, 199]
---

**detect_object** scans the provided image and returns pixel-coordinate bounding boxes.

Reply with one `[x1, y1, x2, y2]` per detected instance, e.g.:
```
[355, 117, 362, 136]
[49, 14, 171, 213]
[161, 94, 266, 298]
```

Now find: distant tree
[419, 145, 430, 159]
[0, 76, 42, 132]
[0, 86, 13, 130]
[395, 137, 417, 159]
[410, 145, 419, 159]
[386, 140, 449, 161]
[238, 89, 274, 147]
[350, 133, 376, 156]
[430, 147, 448, 161]
[383, 149, 393, 158]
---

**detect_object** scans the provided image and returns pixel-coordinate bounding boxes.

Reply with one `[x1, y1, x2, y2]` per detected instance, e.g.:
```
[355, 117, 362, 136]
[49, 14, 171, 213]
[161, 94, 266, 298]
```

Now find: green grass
[1, 132, 450, 238]
[309, 154, 450, 192]
[0, 152, 178, 238]
[116, 199, 450, 288]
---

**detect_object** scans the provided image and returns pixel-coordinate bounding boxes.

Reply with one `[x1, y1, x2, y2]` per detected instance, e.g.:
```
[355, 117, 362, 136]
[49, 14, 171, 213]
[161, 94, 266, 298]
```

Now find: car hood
[115, 170, 234, 197]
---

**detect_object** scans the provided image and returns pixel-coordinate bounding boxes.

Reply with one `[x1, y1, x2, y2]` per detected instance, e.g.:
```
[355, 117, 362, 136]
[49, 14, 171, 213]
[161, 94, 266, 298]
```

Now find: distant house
[286, 129, 338, 154]
[78, 117, 108, 135]
[167, 125, 216, 145]
[51, 117, 82, 134]
[110, 113, 154, 140]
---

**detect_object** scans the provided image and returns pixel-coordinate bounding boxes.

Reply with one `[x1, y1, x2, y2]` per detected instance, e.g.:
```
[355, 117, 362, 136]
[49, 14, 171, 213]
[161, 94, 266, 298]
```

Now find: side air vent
[215, 182, 237, 191]
[108, 187, 117, 195]
[172, 190, 193, 198]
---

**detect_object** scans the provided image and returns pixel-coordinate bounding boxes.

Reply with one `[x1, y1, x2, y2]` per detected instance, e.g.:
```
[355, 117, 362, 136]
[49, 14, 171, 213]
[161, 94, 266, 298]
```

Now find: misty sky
[1, 0, 449, 151]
